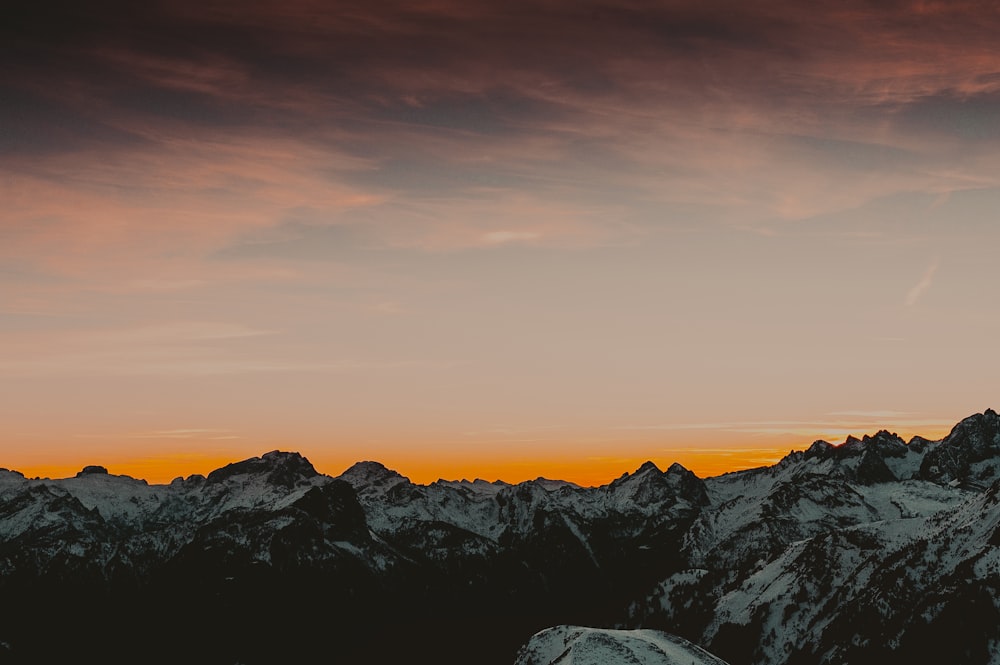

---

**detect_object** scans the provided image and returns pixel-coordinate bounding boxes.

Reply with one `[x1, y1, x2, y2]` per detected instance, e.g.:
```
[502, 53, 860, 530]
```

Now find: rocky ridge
[2, 410, 1000, 664]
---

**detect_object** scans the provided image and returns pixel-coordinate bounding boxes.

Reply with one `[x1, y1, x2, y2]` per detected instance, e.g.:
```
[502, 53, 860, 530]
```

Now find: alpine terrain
[2, 410, 999, 664]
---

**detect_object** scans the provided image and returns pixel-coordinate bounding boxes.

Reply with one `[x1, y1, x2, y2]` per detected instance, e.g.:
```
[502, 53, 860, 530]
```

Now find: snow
[432, 478, 510, 495]
[515, 626, 730, 665]
[881, 448, 924, 480]
[52, 473, 167, 525]
[5, 421, 1000, 665]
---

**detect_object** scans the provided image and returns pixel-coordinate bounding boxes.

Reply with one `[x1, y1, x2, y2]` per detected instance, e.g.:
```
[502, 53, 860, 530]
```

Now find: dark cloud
[892, 90, 1000, 141]
[775, 134, 919, 172]
[1, 5, 993, 99]
[4, 0, 1000, 179]
[0, 85, 151, 155]
[366, 89, 572, 136]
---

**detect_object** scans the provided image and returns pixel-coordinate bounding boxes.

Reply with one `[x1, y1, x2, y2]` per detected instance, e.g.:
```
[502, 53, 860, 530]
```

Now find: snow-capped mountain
[631, 409, 1000, 665]
[2, 410, 1000, 664]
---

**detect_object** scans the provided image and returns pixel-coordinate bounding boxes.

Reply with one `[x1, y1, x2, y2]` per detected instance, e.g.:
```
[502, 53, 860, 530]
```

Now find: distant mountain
[1, 410, 999, 664]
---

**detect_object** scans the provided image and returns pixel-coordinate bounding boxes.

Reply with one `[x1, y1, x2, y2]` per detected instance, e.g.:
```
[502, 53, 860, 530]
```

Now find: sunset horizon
[4, 409, 973, 486]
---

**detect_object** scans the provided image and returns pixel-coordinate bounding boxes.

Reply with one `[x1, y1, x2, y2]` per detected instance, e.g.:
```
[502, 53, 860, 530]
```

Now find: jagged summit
[205, 450, 318, 488]
[604, 459, 709, 510]
[863, 429, 906, 444]
[801, 429, 914, 460]
[636, 460, 663, 474]
[918, 409, 1000, 484]
[945, 408, 1000, 448]
[806, 439, 834, 457]
[665, 461, 692, 475]
[763, 410, 1000, 488]
[608, 461, 666, 487]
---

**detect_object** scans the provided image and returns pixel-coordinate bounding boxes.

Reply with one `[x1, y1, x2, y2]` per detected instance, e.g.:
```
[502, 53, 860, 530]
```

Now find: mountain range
[2, 409, 999, 664]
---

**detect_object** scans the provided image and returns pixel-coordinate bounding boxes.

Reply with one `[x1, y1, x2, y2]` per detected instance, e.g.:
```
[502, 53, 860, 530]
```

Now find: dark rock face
[863, 430, 908, 457]
[856, 448, 897, 484]
[804, 439, 835, 459]
[292, 481, 368, 536]
[665, 462, 711, 506]
[919, 409, 1000, 482]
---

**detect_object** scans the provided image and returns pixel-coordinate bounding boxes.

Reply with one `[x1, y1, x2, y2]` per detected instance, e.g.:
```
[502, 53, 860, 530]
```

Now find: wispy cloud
[75, 428, 241, 441]
[0, 353, 427, 377]
[0, 321, 431, 377]
[139, 429, 239, 440]
[482, 230, 541, 245]
[827, 410, 912, 419]
[905, 258, 940, 306]
[618, 416, 955, 441]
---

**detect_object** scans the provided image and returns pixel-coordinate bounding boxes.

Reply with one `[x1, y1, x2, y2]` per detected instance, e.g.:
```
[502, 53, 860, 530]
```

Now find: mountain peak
[805, 439, 834, 458]
[919, 409, 1000, 483]
[205, 450, 318, 488]
[76, 465, 109, 477]
[337, 461, 409, 489]
[841, 434, 864, 452]
[666, 461, 690, 474]
[636, 460, 663, 474]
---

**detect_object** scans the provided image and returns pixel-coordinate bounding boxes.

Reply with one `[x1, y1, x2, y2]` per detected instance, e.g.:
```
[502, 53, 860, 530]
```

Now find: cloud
[905, 258, 940, 306]
[0, 321, 419, 377]
[139, 429, 240, 440]
[828, 410, 912, 419]
[618, 416, 956, 441]
[0, 131, 382, 280]
[5, 0, 1000, 273]
[482, 230, 541, 245]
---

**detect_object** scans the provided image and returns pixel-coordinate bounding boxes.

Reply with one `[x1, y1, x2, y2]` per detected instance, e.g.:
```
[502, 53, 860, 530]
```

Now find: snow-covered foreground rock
[515, 626, 729, 665]
[2, 409, 1000, 664]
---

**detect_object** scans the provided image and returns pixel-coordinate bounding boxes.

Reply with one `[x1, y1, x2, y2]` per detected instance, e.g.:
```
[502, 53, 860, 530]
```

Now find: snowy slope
[338, 461, 507, 539]
[686, 429, 970, 571]
[515, 625, 729, 665]
[335, 457, 708, 580]
[338, 459, 707, 542]
[685, 478, 1000, 665]
[0, 450, 372, 583]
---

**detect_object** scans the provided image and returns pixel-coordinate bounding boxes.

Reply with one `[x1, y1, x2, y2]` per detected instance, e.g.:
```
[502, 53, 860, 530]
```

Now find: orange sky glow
[9, 420, 959, 486]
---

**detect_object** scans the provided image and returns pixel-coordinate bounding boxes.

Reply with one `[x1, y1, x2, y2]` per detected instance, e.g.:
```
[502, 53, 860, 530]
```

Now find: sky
[2, 0, 999, 485]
